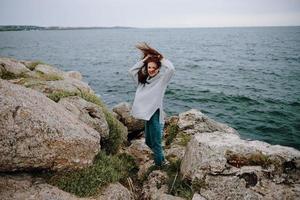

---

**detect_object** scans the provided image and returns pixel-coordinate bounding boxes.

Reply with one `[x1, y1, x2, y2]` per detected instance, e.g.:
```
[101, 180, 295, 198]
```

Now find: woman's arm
[128, 55, 151, 84]
[160, 58, 175, 85]
[128, 60, 144, 84]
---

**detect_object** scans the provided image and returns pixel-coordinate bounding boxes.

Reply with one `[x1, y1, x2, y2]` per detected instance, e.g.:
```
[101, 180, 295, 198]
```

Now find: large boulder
[112, 102, 144, 138]
[58, 96, 109, 140]
[0, 57, 93, 95]
[34, 64, 64, 78]
[164, 109, 238, 162]
[142, 170, 185, 200]
[96, 182, 133, 200]
[0, 79, 100, 171]
[20, 78, 94, 95]
[180, 132, 300, 199]
[124, 138, 154, 179]
[177, 109, 238, 135]
[64, 71, 83, 80]
[0, 175, 91, 200]
[0, 57, 30, 77]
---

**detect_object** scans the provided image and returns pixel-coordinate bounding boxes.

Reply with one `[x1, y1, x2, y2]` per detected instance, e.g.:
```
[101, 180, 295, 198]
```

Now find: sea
[0, 26, 299, 150]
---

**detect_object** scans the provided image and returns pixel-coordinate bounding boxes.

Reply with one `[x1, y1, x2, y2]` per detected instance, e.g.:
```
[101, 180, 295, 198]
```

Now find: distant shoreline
[0, 25, 299, 32]
[0, 25, 136, 32]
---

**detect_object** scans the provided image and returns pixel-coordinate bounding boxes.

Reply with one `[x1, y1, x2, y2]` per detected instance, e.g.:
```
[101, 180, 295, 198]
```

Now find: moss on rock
[47, 152, 137, 197]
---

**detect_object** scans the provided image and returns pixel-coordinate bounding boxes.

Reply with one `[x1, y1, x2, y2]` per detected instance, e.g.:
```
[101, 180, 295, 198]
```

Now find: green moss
[47, 91, 79, 102]
[35, 70, 63, 81]
[26, 61, 45, 70]
[101, 111, 126, 155]
[165, 123, 179, 146]
[225, 150, 281, 169]
[177, 133, 191, 146]
[47, 152, 137, 197]
[163, 159, 194, 200]
[191, 177, 208, 192]
[77, 90, 127, 155]
[0, 70, 28, 80]
[48, 89, 127, 155]
[139, 159, 194, 199]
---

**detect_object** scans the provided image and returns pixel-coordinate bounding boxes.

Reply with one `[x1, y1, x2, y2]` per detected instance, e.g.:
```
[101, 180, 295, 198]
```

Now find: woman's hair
[135, 42, 164, 85]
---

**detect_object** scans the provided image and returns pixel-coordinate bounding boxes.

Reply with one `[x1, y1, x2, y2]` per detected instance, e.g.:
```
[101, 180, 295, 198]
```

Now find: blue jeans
[144, 109, 165, 166]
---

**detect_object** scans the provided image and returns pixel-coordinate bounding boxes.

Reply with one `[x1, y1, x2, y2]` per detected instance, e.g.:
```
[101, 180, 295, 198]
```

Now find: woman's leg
[144, 120, 152, 149]
[148, 109, 165, 166]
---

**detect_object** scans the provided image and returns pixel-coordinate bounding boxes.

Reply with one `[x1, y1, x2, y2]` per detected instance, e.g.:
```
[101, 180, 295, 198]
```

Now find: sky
[1, 0, 300, 28]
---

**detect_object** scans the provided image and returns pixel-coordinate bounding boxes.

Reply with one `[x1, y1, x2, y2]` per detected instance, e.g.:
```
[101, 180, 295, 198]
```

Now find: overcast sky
[1, 0, 300, 28]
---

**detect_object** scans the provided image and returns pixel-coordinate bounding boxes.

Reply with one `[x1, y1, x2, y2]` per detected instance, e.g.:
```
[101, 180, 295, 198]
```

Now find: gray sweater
[128, 58, 175, 124]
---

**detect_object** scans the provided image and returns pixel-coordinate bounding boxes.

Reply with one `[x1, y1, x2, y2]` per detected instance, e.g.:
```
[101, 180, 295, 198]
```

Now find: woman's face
[147, 62, 159, 77]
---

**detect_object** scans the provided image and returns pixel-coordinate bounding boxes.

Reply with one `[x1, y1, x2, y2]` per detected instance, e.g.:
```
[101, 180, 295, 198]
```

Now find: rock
[0, 79, 100, 171]
[164, 116, 187, 161]
[177, 109, 238, 135]
[164, 109, 238, 162]
[64, 71, 83, 80]
[0, 174, 91, 200]
[142, 170, 185, 200]
[192, 193, 207, 200]
[1, 57, 93, 95]
[124, 138, 154, 179]
[25, 78, 94, 95]
[180, 131, 300, 199]
[0, 57, 30, 77]
[34, 64, 64, 79]
[198, 175, 262, 199]
[165, 144, 186, 161]
[96, 182, 133, 200]
[112, 102, 144, 138]
[58, 96, 109, 140]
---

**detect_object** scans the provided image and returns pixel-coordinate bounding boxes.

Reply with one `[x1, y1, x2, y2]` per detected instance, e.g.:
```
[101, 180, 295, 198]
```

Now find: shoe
[157, 159, 170, 169]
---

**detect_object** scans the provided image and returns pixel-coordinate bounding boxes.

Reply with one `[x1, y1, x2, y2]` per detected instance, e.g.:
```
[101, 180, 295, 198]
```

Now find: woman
[128, 42, 175, 167]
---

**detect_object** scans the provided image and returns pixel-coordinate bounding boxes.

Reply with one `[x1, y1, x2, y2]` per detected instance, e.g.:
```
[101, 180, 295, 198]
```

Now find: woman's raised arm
[128, 60, 144, 84]
[128, 55, 152, 84]
[160, 58, 175, 85]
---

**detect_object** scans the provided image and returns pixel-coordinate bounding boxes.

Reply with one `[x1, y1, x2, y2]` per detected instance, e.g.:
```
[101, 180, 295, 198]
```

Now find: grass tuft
[225, 150, 281, 169]
[35, 70, 63, 81]
[26, 61, 45, 70]
[47, 152, 137, 197]
[47, 91, 79, 102]
[165, 123, 179, 146]
[0, 70, 28, 80]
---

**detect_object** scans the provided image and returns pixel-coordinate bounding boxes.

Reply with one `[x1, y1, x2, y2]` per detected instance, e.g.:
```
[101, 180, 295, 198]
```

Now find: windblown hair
[135, 42, 164, 85]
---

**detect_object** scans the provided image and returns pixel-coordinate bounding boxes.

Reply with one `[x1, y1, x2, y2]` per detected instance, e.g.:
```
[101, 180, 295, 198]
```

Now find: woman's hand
[142, 54, 163, 62]
[142, 55, 152, 62]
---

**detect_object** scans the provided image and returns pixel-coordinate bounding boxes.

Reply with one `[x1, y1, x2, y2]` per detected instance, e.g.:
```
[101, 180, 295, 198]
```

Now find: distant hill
[0, 25, 136, 31]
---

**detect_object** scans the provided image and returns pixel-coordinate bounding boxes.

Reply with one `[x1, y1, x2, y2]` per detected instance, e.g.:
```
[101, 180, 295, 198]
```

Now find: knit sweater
[128, 58, 175, 124]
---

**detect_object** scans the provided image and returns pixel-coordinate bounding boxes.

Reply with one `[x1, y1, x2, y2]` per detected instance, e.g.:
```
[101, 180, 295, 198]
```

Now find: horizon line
[1, 24, 300, 29]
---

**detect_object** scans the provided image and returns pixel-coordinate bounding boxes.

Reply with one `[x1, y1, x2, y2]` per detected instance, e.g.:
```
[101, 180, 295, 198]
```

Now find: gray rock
[142, 170, 185, 200]
[64, 71, 83, 80]
[0, 79, 100, 171]
[177, 109, 238, 135]
[124, 138, 154, 179]
[34, 64, 64, 79]
[181, 132, 300, 179]
[165, 144, 186, 161]
[112, 102, 144, 134]
[58, 96, 109, 140]
[0, 57, 30, 77]
[181, 132, 300, 199]
[192, 193, 207, 200]
[96, 182, 133, 200]
[0, 174, 91, 200]
[26, 78, 94, 95]
[199, 175, 262, 200]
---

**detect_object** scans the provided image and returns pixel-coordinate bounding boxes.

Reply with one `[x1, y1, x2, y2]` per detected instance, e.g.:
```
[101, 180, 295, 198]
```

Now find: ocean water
[0, 27, 299, 149]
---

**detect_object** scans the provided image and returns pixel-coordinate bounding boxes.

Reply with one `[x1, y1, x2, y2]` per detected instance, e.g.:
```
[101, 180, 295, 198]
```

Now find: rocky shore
[0, 57, 299, 200]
